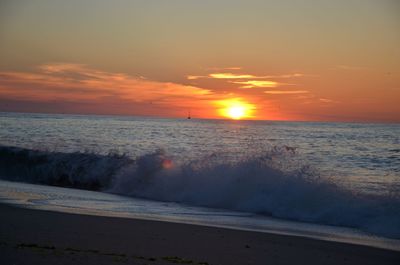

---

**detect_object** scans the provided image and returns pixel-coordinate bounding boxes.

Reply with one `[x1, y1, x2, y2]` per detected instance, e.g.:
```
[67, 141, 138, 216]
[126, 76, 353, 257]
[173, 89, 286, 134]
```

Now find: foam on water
[1, 180, 399, 251]
[1, 145, 399, 239]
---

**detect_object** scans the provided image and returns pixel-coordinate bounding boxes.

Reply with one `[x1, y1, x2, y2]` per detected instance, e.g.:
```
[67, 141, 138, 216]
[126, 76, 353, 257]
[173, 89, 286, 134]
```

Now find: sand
[0, 203, 399, 265]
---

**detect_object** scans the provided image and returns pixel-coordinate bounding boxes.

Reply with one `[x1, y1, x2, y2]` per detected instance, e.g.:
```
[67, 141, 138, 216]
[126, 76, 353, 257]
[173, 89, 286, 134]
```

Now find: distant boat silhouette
[187, 110, 191, 119]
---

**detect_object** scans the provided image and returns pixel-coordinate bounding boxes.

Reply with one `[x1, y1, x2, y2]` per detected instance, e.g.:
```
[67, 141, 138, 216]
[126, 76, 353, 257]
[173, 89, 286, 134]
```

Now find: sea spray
[110, 149, 400, 238]
[0, 145, 399, 238]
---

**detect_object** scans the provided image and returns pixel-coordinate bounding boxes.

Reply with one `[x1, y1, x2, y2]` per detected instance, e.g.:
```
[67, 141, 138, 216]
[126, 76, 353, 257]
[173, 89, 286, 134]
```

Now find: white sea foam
[110, 149, 400, 239]
[1, 145, 399, 239]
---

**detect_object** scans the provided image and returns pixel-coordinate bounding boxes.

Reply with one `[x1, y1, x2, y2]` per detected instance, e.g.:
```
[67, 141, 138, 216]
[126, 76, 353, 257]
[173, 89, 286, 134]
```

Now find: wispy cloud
[232, 80, 279, 88]
[187, 75, 205, 80]
[319, 98, 339, 103]
[209, 72, 304, 80]
[209, 73, 258, 79]
[273, 73, 304, 78]
[0, 63, 213, 105]
[186, 70, 304, 91]
[186, 73, 255, 80]
[264, 90, 309, 94]
[187, 72, 304, 80]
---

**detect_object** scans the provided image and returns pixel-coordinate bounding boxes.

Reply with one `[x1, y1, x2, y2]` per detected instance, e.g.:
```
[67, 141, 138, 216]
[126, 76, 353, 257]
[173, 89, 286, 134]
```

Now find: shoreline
[1, 179, 399, 251]
[1, 203, 399, 265]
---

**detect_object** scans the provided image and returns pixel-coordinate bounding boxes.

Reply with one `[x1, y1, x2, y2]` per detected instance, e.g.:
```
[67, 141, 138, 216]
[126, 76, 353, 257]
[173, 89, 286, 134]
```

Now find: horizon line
[1, 110, 398, 125]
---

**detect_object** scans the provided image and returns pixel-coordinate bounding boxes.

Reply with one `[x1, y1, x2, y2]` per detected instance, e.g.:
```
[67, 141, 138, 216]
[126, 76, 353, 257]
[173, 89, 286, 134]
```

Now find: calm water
[0, 112, 399, 245]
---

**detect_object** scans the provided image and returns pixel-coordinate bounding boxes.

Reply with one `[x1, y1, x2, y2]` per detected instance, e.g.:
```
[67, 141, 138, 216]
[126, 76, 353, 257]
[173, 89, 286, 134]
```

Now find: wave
[0, 145, 130, 190]
[0, 145, 399, 239]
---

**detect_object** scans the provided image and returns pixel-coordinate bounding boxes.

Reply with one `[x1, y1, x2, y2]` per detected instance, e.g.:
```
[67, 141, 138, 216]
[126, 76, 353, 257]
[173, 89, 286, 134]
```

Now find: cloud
[0, 63, 216, 116]
[187, 75, 205, 80]
[186, 73, 253, 80]
[319, 98, 339, 103]
[187, 71, 304, 81]
[186, 71, 303, 91]
[232, 80, 279, 88]
[208, 73, 304, 80]
[264, 90, 309, 94]
[222, 67, 242, 70]
[208, 73, 258, 79]
[274, 73, 304, 78]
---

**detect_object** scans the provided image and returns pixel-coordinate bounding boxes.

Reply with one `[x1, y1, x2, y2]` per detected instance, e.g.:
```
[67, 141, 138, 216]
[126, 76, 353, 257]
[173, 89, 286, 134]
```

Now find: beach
[1, 203, 398, 265]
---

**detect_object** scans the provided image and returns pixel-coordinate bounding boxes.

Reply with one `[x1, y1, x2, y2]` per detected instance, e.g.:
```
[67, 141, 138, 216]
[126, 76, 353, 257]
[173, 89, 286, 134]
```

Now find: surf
[0, 145, 399, 239]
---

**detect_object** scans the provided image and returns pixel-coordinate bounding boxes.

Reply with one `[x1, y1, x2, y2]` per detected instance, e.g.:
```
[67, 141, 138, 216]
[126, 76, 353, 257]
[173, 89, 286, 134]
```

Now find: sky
[0, 0, 399, 122]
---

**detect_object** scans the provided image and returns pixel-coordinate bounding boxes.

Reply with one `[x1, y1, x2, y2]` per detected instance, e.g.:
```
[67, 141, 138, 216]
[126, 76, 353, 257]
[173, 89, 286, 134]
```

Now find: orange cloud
[208, 73, 258, 79]
[0, 63, 221, 117]
[187, 72, 305, 80]
[319, 98, 339, 103]
[264, 90, 309, 94]
[232, 80, 279, 88]
[187, 75, 205, 80]
[0, 63, 212, 102]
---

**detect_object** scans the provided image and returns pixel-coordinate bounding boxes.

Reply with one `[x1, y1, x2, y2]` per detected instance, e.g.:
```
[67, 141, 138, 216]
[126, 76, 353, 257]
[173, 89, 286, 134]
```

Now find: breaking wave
[0, 145, 399, 239]
[0, 145, 130, 190]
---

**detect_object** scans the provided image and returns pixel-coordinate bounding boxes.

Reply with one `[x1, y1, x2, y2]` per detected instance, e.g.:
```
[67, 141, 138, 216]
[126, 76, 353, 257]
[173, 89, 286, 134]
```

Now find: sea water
[0, 112, 399, 249]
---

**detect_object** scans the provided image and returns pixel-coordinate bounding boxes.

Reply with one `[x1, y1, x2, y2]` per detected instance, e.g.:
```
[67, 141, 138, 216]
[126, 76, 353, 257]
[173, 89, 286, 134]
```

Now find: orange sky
[0, 1, 399, 122]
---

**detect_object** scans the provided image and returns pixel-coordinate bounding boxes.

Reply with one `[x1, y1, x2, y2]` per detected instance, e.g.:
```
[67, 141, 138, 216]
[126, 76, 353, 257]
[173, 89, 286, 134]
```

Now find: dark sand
[0, 203, 399, 265]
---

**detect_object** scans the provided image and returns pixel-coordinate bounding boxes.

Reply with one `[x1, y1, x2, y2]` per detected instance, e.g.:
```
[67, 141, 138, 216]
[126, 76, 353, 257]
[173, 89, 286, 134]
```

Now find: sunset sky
[0, 0, 399, 122]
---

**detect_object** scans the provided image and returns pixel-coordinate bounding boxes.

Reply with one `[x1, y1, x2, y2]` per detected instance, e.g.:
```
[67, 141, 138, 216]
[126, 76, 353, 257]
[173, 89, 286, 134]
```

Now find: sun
[227, 105, 246, 119]
[216, 98, 255, 120]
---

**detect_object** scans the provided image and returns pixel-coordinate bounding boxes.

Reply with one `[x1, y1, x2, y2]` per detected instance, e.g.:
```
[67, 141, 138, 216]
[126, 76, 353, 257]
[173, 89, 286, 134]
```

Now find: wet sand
[0, 203, 399, 265]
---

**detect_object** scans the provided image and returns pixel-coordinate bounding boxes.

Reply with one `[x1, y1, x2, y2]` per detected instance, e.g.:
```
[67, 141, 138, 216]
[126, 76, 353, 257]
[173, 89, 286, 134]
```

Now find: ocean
[0, 112, 399, 250]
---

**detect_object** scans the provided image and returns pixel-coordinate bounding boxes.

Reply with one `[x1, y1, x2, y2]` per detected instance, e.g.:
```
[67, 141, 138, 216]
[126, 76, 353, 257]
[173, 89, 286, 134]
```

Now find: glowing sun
[216, 98, 255, 120]
[227, 105, 246, 119]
